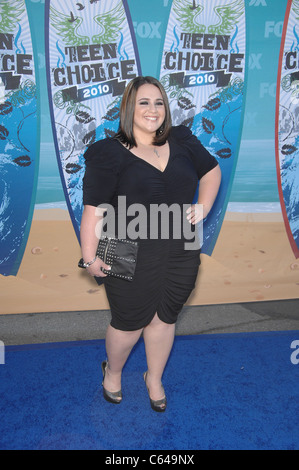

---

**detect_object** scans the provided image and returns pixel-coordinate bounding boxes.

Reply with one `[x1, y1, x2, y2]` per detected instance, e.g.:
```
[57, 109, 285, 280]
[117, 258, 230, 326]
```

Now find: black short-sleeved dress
[83, 125, 218, 331]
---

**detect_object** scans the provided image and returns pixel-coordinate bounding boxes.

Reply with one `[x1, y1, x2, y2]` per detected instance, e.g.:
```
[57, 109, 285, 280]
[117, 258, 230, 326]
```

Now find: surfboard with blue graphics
[275, 0, 299, 259]
[159, 0, 247, 255]
[0, 0, 39, 276]
[45, 0, 142, 240]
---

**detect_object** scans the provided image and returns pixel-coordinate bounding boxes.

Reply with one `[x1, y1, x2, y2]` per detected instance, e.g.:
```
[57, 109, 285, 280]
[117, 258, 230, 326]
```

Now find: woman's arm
[186, 164, 222, 224]
[80, 205, 111, 278]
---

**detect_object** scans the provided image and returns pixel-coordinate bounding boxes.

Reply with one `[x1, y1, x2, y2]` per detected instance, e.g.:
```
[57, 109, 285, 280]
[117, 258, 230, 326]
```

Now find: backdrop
[0, 0, 298, 315]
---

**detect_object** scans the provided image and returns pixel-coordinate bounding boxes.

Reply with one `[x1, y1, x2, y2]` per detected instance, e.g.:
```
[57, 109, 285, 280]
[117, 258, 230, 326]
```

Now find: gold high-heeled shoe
[143, 371, 167, 412]
[101, 361, 122, 404]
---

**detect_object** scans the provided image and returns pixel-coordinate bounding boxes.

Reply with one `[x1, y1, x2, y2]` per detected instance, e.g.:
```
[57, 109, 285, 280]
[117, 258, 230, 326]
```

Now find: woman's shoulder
[84, 137, 119, 160]
[170, 125, 219, 176]
[84, 137, 125, 170]
[169, 125, 193, 142]
[170, 124, 216, 159]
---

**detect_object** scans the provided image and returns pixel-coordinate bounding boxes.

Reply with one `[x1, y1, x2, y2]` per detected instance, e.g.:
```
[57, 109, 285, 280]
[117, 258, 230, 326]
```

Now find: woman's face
[133, 84, 166, 141]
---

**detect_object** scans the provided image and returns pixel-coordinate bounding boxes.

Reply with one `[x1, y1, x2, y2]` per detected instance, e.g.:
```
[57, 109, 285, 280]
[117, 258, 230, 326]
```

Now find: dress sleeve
[82, 139, 120, 207]
[173, 125, 219, 180]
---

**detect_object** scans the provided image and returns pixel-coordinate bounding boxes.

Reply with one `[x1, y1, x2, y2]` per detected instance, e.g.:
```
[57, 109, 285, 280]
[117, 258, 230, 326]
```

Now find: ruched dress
[83, 125, 218, 331]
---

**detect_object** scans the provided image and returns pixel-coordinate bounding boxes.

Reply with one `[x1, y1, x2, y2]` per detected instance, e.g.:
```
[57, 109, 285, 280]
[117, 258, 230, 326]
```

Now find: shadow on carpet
[1, 331, 299, 450]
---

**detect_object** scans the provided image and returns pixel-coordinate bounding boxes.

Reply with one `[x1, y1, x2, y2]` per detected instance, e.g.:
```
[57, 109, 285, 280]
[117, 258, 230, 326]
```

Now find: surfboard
[45, 0, 142, 240]
[275, 0, 299, 259]
[159, 0, 247, 255]
[0, 0, 39, 276]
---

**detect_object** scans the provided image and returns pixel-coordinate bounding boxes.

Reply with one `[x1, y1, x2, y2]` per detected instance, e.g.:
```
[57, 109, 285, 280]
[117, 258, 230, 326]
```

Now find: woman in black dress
[80, 76, 221, 412]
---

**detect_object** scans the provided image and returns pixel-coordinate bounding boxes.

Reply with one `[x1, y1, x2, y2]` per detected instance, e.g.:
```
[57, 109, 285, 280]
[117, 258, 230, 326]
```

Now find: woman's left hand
[186, 204, 204, 225]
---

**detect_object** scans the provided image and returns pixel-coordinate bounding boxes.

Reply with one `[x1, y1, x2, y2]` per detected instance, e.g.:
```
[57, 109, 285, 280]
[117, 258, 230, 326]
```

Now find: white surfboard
[159, 0, 247, 255]
[276, 0, 299, 259]
[0, 0, 39, 276]
[45, 0, 141, 239]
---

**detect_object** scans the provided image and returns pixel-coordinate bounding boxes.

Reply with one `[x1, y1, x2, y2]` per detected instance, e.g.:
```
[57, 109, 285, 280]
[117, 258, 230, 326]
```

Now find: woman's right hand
[86, 257, 111, 278]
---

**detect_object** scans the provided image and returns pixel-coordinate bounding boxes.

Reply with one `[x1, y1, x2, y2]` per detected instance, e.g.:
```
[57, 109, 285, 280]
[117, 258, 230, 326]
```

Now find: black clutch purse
[78, 237, 139, 282]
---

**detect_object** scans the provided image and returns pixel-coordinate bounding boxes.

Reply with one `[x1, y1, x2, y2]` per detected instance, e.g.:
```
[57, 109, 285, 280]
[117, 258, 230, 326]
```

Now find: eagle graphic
[0, 0, 25, 33]
[49, 1, 125, 46]
[293, 0, 299, 18]
[173, 0, 244, 35]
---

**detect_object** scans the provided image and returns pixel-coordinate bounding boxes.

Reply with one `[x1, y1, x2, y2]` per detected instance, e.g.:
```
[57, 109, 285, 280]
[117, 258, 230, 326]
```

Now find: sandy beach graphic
[1, 204, 298, 315]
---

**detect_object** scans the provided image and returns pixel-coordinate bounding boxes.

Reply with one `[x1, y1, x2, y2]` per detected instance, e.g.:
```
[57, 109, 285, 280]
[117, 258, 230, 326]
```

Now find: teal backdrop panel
[232, 0, 288, 203]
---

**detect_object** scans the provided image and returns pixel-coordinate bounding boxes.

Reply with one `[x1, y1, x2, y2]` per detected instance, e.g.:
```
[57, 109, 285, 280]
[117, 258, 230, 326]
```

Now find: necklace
[153, 148, 160, 158]
[136, 140, 163, 158]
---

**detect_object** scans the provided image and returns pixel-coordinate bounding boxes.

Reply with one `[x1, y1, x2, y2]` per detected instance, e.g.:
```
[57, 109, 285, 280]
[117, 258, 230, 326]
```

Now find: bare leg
[103, 324, 143, 393]
[143, 313, 175, 401]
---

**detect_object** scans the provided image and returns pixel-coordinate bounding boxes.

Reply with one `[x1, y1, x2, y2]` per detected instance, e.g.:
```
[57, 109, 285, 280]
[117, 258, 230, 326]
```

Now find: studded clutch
[78, 238, 139, 282]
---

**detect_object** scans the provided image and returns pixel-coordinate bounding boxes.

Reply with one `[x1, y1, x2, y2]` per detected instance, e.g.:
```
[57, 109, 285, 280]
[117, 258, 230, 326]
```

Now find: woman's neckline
[115, 139, 171, 174]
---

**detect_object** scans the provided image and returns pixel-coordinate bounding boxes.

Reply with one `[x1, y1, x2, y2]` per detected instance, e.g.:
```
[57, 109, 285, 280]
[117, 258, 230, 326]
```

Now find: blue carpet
[0, 331, 299, 450]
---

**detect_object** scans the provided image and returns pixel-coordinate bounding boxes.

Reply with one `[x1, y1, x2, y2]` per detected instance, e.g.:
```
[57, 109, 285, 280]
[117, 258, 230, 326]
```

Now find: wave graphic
[14, 23, 26, 54]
